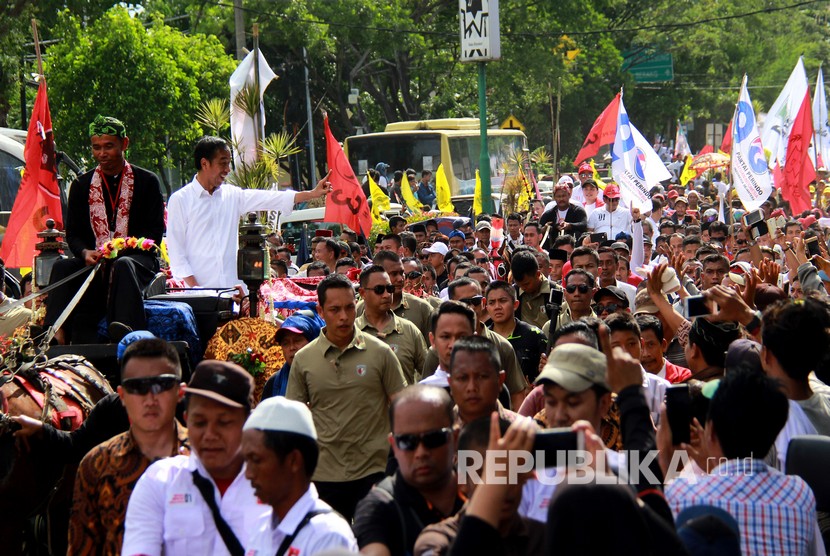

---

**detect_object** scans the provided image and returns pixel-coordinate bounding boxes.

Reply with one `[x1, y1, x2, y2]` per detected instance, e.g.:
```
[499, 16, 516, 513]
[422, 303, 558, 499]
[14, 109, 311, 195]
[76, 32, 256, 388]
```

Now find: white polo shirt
[123, 453, 269, 556]
[244, 484, 356, 556]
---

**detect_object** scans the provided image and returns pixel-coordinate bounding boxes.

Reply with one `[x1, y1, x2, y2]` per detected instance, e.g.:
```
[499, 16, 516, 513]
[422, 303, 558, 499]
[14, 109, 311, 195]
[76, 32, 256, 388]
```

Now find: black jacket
[538, 203, 588, 239]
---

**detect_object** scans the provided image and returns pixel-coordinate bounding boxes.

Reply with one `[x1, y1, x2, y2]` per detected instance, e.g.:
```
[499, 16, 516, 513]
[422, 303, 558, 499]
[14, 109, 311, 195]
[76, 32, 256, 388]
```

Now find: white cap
[423, 242, 449, 256]
[557, 175, 574, 186]
[243, 397, 317, 440]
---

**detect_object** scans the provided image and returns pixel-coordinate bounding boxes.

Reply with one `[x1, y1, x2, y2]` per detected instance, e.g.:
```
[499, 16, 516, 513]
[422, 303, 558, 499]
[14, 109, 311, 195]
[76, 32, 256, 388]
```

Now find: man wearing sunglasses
[70, 339, 187, 555]
[354, 385, 463, 556]
[124, 360, 265, 556]
[358, 250, 434, 345]
[357, 265, 428, 384]
[288, 273, 407, 521]
[544, 269, 597, 336]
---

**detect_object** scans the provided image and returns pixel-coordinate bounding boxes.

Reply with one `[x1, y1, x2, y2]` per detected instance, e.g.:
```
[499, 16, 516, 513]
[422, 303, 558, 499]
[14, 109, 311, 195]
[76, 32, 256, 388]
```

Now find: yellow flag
[679, 154, 696, 186]
[369, 172, 389, 224]
[401, 174, 422, 213]
[590, 160, 607, 190]
[435, 163, 454, 213]
[516, 168, 531, 212]
[473, 169, 483, 216]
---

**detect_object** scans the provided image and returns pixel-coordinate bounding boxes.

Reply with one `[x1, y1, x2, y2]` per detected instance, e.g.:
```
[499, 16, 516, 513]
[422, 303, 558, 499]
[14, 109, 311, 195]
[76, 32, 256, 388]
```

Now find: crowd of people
[7, 117, 830, 555]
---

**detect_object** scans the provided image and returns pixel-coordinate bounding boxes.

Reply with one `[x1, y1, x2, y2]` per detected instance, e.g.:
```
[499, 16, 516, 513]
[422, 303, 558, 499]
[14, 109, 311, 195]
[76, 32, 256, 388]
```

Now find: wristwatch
[744, 309, 763, 335]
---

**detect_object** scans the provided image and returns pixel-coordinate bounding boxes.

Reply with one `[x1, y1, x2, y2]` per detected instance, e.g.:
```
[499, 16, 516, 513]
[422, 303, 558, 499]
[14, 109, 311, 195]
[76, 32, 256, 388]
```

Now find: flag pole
[31, 19, 44, 77]
[252, 23, 262, 163]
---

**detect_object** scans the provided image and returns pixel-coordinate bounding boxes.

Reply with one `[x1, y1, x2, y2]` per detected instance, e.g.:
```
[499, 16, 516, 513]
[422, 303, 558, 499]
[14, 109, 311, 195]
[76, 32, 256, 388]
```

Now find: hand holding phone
[533, 428, 585, 468]
[666, 385, 692, 445]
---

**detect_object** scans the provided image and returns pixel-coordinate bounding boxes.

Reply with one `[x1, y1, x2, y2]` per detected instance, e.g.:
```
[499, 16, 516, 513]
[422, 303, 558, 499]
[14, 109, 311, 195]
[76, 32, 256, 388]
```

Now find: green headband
[89, 115, 126, 138]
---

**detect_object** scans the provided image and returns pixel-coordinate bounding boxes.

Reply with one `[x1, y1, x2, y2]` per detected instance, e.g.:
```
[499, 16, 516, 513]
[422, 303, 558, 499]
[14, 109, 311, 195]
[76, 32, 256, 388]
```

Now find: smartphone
[666, 384, 692, 445]
[590, 232, 607, 244]
[549, 288, 564, 306]
[742, 209, 764, 228]
[806, 236, 821, 257]
[683, 295, 710, 319]
[533, 428, 585, 468]
[767, 216, 787, 239]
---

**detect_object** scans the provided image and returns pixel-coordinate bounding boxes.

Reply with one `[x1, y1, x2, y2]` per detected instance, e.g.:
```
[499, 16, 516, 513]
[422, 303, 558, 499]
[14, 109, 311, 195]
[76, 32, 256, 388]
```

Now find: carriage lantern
[237, 212, 269, 318]
[34, 218, 68, 289]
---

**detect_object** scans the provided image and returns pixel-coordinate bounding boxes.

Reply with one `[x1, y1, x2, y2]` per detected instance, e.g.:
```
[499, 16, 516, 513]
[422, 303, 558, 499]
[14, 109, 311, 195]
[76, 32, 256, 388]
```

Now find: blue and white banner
[730, 75, 772, 212]
[611, 97, 670, 212]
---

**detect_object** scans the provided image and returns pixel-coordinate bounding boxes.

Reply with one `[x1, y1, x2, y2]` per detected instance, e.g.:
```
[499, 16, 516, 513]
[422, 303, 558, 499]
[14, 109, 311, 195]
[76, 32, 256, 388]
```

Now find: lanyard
[98, 169, 124, 226]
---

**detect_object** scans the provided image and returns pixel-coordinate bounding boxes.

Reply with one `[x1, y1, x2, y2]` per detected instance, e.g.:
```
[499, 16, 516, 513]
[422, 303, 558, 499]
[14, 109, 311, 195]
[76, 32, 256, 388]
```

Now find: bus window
[346, 134, 442, 177]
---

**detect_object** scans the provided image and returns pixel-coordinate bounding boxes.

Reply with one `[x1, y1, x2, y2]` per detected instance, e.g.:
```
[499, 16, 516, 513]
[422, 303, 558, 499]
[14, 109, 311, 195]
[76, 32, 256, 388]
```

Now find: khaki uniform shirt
[287, 326, 407, 482]
[357, 292, 434, 343]
[356, 312, 427, 384]
[517, 278, 553, 330]
[420, 327, 527, 395]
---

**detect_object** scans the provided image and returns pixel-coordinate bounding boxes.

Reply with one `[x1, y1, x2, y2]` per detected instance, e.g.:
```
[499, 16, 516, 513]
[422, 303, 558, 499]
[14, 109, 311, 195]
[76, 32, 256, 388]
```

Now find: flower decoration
[99, 236, 158, 259]
[229, 347, 267, 377]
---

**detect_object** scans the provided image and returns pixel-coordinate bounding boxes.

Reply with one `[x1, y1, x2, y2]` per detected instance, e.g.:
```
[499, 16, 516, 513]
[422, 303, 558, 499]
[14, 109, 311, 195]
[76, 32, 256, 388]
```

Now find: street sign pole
[478, 62, 492, 213]
[460, 0, 500, 215]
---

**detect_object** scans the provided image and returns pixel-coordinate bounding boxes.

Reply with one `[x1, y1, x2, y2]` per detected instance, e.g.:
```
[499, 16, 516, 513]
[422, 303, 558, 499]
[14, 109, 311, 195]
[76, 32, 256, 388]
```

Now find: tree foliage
[44, 7, 236, 189]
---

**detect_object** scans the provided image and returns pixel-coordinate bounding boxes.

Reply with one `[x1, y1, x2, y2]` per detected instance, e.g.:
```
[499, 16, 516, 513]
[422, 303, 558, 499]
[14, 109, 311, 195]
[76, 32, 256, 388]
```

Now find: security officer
[356, 265, 428, 384]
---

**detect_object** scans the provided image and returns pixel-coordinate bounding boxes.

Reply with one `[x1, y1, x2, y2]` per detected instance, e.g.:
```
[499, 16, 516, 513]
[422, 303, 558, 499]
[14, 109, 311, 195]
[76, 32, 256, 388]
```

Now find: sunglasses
[458, 295, 484, 306]
[121, 374, 179, 396]
[735, 239, 747, 246]
[594, 303, 619, 314]
[475, 258, 489, 264]
[393, 427, 452, 451]
[406, 271, 423, 280]
[566, 283, 590, 294]
[367, 284, 395, 295]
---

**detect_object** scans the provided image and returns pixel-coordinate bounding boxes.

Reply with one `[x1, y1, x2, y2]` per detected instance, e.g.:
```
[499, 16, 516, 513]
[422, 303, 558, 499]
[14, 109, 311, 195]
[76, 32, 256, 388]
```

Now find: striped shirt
[667, 458, 821, 556]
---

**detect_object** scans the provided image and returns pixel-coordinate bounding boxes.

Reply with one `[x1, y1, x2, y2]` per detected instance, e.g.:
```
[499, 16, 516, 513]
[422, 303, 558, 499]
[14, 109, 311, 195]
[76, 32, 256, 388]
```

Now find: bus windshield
[344, 127, 526, 198]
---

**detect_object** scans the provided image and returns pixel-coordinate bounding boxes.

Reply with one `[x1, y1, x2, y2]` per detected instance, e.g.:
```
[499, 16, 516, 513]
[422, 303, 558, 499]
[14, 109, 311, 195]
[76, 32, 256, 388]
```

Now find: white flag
[230, 49, 277, 168]
[730, 76, 773, 212]
[761, 57, 808, 169]
[813, 67, 830, 170]
[611, 97, 670, 212]
[674, 121, 691, 158]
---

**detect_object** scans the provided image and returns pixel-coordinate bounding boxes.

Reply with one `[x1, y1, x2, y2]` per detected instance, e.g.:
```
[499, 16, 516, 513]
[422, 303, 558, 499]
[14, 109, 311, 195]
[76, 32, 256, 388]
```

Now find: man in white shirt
[587, 184, 633, 239]
[241, 397, 357, 555]
[419, 301, 476, 389]
[166, 136, 331, 289]
[123, 361, 266, 556]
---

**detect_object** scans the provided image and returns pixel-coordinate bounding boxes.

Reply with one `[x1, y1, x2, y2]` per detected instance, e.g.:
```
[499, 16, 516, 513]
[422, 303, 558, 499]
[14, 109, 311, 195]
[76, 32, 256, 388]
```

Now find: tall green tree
[44, 6, 236, 192]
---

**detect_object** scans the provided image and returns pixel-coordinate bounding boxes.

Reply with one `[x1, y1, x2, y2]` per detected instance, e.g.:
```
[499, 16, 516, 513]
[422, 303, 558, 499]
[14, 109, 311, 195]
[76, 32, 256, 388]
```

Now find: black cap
[185, 360, 255, 409]
[593, 286, 629, 308]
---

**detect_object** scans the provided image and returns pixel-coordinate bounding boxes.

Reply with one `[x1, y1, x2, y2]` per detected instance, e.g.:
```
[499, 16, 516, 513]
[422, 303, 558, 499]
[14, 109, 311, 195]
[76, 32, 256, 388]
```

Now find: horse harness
[0, 354, 112, 434]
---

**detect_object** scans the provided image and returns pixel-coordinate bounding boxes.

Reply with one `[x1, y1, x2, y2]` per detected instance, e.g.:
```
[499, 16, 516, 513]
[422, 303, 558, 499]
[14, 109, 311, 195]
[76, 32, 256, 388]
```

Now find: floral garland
[99, 236, 158, 259]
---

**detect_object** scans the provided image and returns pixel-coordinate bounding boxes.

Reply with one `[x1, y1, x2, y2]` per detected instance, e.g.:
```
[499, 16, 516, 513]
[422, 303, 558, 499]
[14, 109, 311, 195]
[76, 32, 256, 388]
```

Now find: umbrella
[691, 152, 730, 171]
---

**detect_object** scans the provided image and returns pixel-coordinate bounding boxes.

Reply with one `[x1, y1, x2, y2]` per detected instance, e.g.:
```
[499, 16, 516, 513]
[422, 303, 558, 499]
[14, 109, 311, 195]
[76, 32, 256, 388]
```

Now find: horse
[0, 353, 113, 556]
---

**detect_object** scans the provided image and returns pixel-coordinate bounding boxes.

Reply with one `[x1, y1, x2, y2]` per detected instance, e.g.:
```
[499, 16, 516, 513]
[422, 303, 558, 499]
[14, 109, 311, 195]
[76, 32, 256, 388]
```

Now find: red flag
[782, 91, 815, 214]
[323, 115, 372, 236]
[720, 120, 733, 155]
[698, 144, 714, 155]
[574, 94, 620, 165]
[0, 81, 62, 268]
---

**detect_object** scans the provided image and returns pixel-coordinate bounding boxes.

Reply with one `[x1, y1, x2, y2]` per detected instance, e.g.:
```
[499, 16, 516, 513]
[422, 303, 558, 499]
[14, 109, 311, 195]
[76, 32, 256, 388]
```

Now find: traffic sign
[622, 50, 673, 83]
[500, 114, 525, 131]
